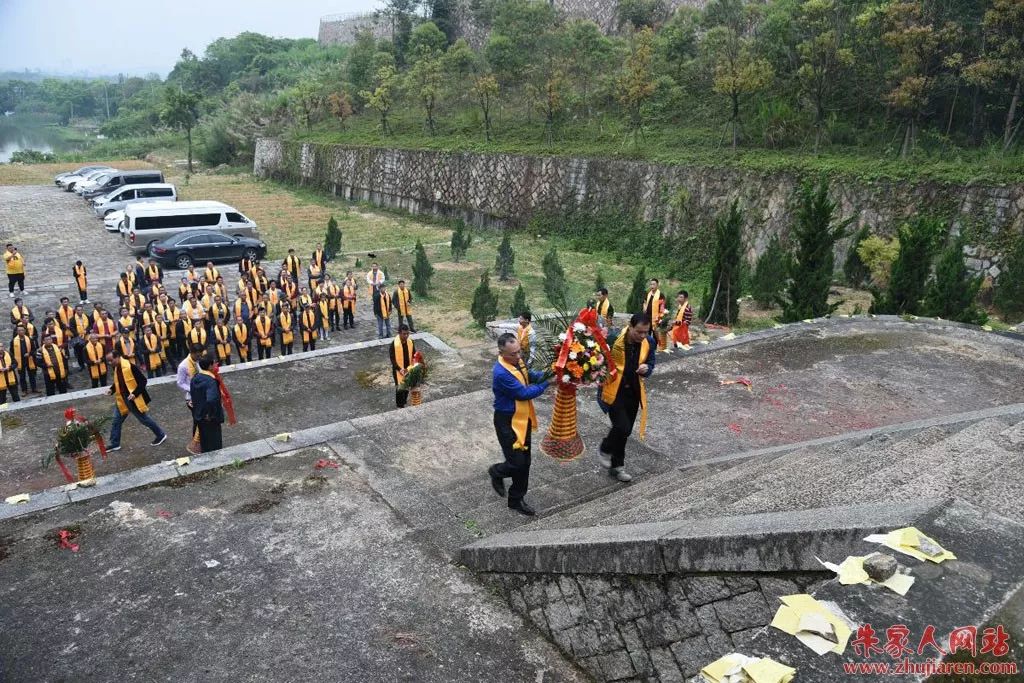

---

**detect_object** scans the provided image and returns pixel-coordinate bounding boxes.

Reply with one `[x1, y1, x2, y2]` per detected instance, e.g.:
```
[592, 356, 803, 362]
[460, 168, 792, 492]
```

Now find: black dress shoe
[508, 500, 536, 516]
[488, 466, 506, 497]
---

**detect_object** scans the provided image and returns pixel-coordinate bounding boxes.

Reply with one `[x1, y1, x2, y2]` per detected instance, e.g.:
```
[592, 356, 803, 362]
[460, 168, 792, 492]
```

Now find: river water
[0, 120, 84, 162]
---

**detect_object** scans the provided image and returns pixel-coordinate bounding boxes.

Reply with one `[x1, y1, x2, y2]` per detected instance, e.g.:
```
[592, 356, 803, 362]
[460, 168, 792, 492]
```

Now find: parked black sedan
[148, 230, 267, 270]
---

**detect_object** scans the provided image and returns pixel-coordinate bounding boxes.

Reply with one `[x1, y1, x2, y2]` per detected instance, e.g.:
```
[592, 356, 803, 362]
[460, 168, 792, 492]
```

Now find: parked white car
[59, 167, 112, 192]
[104, 210, 125, 233]
[54, 165, 109, 187]
[74, 169, 117, 195]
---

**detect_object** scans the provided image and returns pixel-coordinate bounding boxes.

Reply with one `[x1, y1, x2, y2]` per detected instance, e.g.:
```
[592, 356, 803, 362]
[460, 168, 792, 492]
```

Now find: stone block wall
[318, 14, 392, 46]
[254, 138, 1024, 274]
[482, 570, 827, 682]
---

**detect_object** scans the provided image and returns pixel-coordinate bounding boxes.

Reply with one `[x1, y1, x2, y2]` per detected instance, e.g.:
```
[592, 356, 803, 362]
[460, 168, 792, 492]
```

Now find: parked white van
[92, 183, 177, 217]
[123, 201, 260, 254]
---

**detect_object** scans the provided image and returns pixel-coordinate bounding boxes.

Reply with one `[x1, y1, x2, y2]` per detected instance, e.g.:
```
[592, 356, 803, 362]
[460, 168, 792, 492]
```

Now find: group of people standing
[490, 278, 694, 516]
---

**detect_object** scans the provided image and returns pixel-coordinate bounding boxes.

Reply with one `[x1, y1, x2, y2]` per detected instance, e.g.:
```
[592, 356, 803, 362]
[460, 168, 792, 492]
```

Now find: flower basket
[401, 352, 427, 407]
[43, 407, 110, 485]
[540, 309, 616, 462]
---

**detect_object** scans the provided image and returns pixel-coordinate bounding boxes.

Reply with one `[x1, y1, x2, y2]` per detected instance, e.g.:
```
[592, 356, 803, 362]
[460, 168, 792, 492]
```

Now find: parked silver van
[81, 169, 165, 200]
[123, 201, 260, 254]
[92, 183, 177, 217]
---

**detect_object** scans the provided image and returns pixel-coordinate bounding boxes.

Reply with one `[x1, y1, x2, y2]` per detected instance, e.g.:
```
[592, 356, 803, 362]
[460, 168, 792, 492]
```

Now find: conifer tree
[411, 240, 434, 297]
[704, 200, 744, 325]
[871, 216, 943, 315]
[450, 220, 471, 262]
[542, 247, 567, 309]
[324, 215, 342, 261]
[781, 181, 848, 322]
[995, 235, 1024, 323]
[470, 270, 499, 327]
[843, 225, 871, 287]
[594, 270, 606, 293]
[751, 234, 789, 308]
[510, 283, 529, 318]
[923, 237, 986, 324]
[626, 266, 647, 313]
[495, 231, 515, 280]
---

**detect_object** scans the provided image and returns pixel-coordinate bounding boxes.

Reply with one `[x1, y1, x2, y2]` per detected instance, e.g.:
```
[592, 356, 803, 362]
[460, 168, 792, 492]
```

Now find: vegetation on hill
[2, 0, 1023, 184]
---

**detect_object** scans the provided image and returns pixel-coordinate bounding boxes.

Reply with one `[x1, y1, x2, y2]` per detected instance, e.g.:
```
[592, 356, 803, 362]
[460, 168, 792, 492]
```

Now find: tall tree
[472, 74, 499, 141]
[412, 240, 435, 297]
[567, 21, 614, 119]
[871, 216, 944, 315]
[795, 0, 855, 151]
[542, 247, 568, 309]
[995, 234, 1024, 322]
[751, 234, 789, 308]
[965, 0, 1024, 151]
[470, 270, 499, 327]
[705, 25, 774, 149]
[782, 180, 848, 322]
[618, 27, 659, 143]
[627, 266, 648, 313]
[923, 237, 986, 324]
[495, 231, 516, 281]
[704, 200, 744, 325]
[359, 65, 399, 135]
[161, 86, 201, 173]
[510, 284, 529, 317]
[324, 215, 342, 261]
[406, 24, 446, 135]
[450, 220, 472, 262]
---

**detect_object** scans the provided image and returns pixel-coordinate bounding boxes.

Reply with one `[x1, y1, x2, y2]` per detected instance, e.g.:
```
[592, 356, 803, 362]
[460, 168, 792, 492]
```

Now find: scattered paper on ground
[864, 527, 956, 563]
[771, 594, 852, 655]
[700, 652, 796, 683]
[982, 324, 993, 331]
[721, 377, 753, 392]
[4, 493, 30, 505]
[274, 433, 292, 442]
[817, 554, 915, 596]
[773, 324, 783, 329]
[204, 559, 221, 568]
[720, 332, 737, 341]
[175, 456, 191, 467]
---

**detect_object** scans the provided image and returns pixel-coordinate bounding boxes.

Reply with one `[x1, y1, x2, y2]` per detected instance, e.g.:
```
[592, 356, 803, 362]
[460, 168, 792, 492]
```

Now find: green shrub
[843, 226, 871, 287]
[781, 179, 848, 322]
[751, 234, 789, 308]
[411, 240, 434, 297]
[470, 270, 498, 327]
[704, 200, 744, 325]
[324, 216, 342, 260]
[995, 235, 1024, 323]
[510, 284, 528, 317]
[871, 217, 944, 315]
[923, 238, 986, 324]
[856, 235, 900, 288]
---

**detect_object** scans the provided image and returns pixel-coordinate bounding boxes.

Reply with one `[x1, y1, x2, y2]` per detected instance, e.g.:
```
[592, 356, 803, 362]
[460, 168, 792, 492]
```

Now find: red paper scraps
[157, 510, 173, 519]
[57, 529, 79, 552]
[728, 423, 743, 434]
[720, 377, 753, 391]
[314, 459, 339, 470]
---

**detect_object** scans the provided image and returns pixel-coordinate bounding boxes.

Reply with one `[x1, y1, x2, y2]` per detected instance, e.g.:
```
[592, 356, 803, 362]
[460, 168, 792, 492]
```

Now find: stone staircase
[529, 415, 1024, 532]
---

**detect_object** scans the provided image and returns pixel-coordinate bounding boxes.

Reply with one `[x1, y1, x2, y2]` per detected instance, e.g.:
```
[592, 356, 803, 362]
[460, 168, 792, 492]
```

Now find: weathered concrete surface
[0, 345, 478, 498]
[595, 321, 1024, 465]
[0, 450, 585, 682]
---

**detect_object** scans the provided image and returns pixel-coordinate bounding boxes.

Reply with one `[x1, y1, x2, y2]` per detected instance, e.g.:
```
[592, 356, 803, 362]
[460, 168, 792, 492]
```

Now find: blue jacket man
[190, 356, 225, 453]
[489, 331, 549, 516]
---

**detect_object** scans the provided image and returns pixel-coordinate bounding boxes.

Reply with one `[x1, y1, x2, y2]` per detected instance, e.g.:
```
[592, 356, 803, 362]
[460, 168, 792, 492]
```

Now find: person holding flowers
[597, 313, 656, 482]
[489, 332, 551, 516]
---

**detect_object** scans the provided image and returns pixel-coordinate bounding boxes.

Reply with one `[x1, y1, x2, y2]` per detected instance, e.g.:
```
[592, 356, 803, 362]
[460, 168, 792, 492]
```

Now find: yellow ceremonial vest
[117, 279, 131, 299]
[153, 320, 170, 350]
[214, 325, 231, 360]
[74, 264, 88, 291]
[117, 336, 135, 358]
[205, 266, 219, 282]
[11, 336, 35, 370]
[379, 292, 392, 318]
[279, 313, 294, 345]
[188, 326, 207, 346]
[597, 298, 612, 325]
[41, 345, 67, 381]
[644, 289, 664, 323]
[497, 358, 538, 450]
[72, 313, 91, 338]
[0, 350, 16, 389]
[392, 337, 414, 384]
[309, 263, 322, 281]
[57, 306, 75, 330]
[233, 323, 249, 346]
[312, 250, 325, 269]
[601, 333, 651, 439]
[11, 305, 29, 323]
[285, 255, 300, 276]
[301, 310, 317, 343]
[147, 265, 161, 283]
[342, 284, 356, 311]
[326, 284, 340, 310]
[113, 358, 148, 415]
[395, 288, 411, 316]
[255, 316, 273, 347]
[144, 333, 163, 368]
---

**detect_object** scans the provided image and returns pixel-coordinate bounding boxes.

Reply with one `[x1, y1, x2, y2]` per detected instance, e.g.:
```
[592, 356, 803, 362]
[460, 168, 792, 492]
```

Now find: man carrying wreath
[489, 332, 550, 516]
[597, 313, 656, 482]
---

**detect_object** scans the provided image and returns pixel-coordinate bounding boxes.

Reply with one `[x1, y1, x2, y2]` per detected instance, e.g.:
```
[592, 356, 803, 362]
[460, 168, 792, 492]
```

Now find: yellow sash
[601, 332, 650, 439]
[255, 316, 273, 347]
[72, 313, 91, 337]
[498, 357, 538, 450]
[57, 305, 74, 329]
[286, 255, 300, 275]
[233, 323, 249, 345]
[12, 336, 35, 370]
[517, 324, 532, 358]
[11, 305, 28, 322]
[597, 299, 611, 319]
[118, 336, 135, 358]
[279, 313, 294, 345]
[188, 326, 207, 346]
[147, 265, 161, 282]
[342, 285, 356, 311]
[42, 345, 66, 380]
[0, 350, 16, 389]
[113, 358, 148, 415]
[644, 289, 664, 322]
[74, 264, 88, 291]
[392, 337, 414, 383]
[301, 309, 317, 343]
[379, 292, 391, 318]
[214, 325, 231, 360]
[396, 288, 411, 316]
[144, 333, 163, 367]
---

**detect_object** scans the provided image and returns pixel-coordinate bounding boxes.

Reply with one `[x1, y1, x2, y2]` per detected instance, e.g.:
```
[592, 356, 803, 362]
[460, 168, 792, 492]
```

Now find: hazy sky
[0, 0, 380, 77]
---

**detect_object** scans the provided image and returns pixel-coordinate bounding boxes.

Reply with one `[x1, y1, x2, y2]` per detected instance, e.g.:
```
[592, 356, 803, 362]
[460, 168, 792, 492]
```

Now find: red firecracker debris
[157, 510, 173, 519]
[57, 529, 79, 552]
[727, 423, 743, 435]
[314, 459, 339, 470]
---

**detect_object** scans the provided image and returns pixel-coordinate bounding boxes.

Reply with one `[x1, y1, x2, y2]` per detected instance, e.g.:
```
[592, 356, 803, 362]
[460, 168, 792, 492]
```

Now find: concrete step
[718, 424, 966, 516]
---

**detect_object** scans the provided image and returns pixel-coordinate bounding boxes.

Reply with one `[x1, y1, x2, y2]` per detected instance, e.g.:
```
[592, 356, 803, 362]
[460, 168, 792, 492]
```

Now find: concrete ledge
[0, 332, 454, 414]
[459, 498, 946, 575]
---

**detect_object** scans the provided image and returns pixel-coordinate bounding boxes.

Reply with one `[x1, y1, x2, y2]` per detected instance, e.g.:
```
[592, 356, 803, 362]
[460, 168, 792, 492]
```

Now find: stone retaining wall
[482, 570, 825, 682]
[254, 138, 1024, 273]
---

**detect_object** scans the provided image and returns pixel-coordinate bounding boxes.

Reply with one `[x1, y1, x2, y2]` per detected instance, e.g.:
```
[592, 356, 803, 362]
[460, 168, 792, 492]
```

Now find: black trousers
[491, 412, 531, 505]
[147, 366, 165, 378]
[258, 344, 272, 360]
[396, 388, 409, 408]
[91, 375, 107, 388]
[235, 342, 250, 361]
[399, 314, 416, 332]
[7, 274, 24, 293]
[281, 342, 293, 355]
[601, 389, 641, 469]
[198, 420, 223, 452]
[44, 374, 69, 396]
[17, 366, 36, 392]
[77, 286, 88, 302]
[0, 383, 20, 403]
[329, 309, 340, 330]
[343, 308, 355, 328]
[303, 340, 316, 352]
[72, 342, 86, 370]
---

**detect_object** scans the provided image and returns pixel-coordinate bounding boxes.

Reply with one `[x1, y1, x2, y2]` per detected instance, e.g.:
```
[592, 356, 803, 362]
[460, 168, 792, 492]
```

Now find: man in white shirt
[176, 344, 206, 431]
[365, 262, 385, 297]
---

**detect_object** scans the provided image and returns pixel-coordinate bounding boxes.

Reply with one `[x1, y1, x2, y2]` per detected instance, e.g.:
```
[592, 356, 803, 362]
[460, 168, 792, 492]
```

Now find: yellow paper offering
[770, 594, 852, 656]
[864, 527, 956, 563]
[744, 658, 797, 683]
[4, 493, 30, 505]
